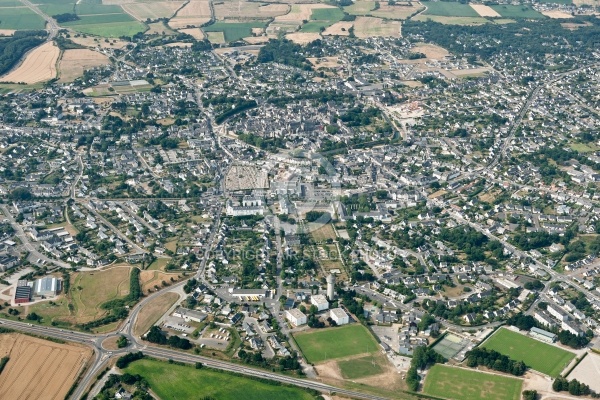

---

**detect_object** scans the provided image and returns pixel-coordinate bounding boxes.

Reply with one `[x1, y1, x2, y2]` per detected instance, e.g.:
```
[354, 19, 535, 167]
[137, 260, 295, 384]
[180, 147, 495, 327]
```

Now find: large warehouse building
[34, 276, 61, 297]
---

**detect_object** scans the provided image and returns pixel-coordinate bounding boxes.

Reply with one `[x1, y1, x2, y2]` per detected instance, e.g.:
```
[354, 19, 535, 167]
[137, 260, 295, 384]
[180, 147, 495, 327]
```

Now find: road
[19, 0, 59, 39]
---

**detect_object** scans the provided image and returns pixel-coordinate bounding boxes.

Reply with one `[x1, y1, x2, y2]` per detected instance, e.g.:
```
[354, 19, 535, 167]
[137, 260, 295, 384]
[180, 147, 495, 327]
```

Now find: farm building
[310, 294, 329, 311]
[172, 307, 207, 323]
[330, 308, 349, 325]
[529, 327, 557, 343]
[34, 276, 61, 296]
[285, 308, 307, 327]
[14, 285, 32, 304]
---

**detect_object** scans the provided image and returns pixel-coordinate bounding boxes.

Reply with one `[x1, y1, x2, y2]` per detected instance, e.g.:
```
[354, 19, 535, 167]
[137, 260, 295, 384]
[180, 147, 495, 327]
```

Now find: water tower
[326, 274, 336, 300]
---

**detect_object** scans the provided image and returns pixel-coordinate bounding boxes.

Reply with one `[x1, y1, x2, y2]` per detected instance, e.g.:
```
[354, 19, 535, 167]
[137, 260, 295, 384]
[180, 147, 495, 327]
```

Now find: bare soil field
[0, 29, 15, 36]
[285, 32, 321, 44]
[368, 2, 424, 19]
[0, 41, 59, 84]
[322, 21, 352, 36]
[179, 27, 205, 39]
[214, 1, 288, 20]
[412, 43, 450, 59]
[58, 49, 110, 83]
[573, 0, 599, 6]
[122, 1, 184, 20]
[0, 333, 92, 400]
[353, 16, 401, 38]
[566, 353, 600, 392]
[542, 10, 574, 19]
[169, 0, 211, 29]
[140, 269, 183, 294]
[134, 291, 180, 336]
[308, 56, 340, 68]
[243, 35, 270, 44]
[470, 3, 500, 17]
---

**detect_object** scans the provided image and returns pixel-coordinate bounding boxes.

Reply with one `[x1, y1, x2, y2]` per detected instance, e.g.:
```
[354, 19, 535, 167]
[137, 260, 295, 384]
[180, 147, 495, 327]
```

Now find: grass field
[67, 21, 146, 37]
[0, 7, 46, 30]
[63, 13, 136, 25]
[294, 324, 379, 364]
[344, 0, 375, 15]
[202, 22, 267, 42]
[413, 15, 488, 25]
[125, 358, 315, 400]
[490, 5, 545, 19]
[422, 1, 480, 17]
[423, 364, 522, 400]
[571, 143, 598, 153]
[338, 354, 384, 379]
[482, 328, 575, 377]
[133, 292, 179, 336]
[300, 6, 344, 32]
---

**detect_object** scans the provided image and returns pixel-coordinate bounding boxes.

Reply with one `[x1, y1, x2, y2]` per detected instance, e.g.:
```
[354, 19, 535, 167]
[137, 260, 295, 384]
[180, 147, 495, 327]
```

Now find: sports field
[125, 358, 315, 400]
[202, 22, 267, 42]
[482, 328, 575, 377]
[293, 324, 379, 364]
[338, 354, 384, 379]
[423, 364, 522, 400]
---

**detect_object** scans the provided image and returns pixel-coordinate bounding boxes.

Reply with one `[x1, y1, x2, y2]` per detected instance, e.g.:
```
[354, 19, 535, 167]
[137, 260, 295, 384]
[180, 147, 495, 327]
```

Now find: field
[482, 328, 575, 377]
[0, 42, 60, 84]
[413, 15, 488, 25]
[125, 358, 315, 400]
[0, 333, 92, 400]
[133, 291, 179, 336]
[58, 49, 110, 82]
[67, 21, 146, 37]
[566, 353, 600, 392]
[367, 3, 424, 20]
[300, 7, 344, 32]
[139, 269, 182, 294]
[337, 354, 384, 379]
[275, 3, 334, 23]
[122, 1, 184, 20]
[168, 0, 211, 29]
[344, 0, 375, 15]
[422, 1, 480, 17]
[469, 3, 500, 17]
[179, 27, 204, 39]
[423, 364, 522, 400]
[0, 7, 46, 30]
[202, 21, 267, 42]
[489, 5, 545, 19]
[542, 10, 574, 18]
[213, 1, 288, 20]
[310, 223, 337, 242]
[353, 16, 401, 38]
[294, 324, 379, 364]
[285, 32, 321, 44]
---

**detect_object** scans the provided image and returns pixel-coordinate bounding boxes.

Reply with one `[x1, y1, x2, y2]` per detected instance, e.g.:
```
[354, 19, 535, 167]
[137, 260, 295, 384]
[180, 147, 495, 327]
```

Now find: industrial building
[34, 276, 61, 296]
[14, 284, 32, 304]
[330, 308, 349, 325]
[172, 307, 207, 323]
[285, 308, 307, 327]
[310, 294, 329, 311]
[229, 288, 268, 300]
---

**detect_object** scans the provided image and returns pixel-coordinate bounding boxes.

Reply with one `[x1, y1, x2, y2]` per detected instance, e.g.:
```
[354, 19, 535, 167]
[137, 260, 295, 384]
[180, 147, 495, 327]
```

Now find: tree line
[0, 31, 47, 76]
[466, 347, 527, 376]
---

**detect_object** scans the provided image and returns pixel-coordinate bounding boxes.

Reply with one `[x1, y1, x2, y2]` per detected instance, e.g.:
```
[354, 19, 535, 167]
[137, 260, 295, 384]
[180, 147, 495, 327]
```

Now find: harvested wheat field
[169, 0, 211, 29]
[470, 3, 500, 17]
[275, 3, 334, 22]
[179, 27, 205, 39]
[59, 49, 110, 83]
[122, 1, 184, 20]
[0, 333, 92, 400]
[0, 29, 15, 36]
[323, 21, 353, 36]
[285, 32, 321, 44]
[542, 10, 574, 19]
[140, 269, 183, 294]
[214, 1, 288, 20]
[412, 43, 449, 59]
[0, 41, 59, 84]
[368, 2, 424, 20]
[353, 16, 401, 38]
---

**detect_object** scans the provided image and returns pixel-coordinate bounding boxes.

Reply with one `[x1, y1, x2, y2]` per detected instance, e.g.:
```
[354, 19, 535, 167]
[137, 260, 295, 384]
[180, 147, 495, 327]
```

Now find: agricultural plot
[0, 7, 46, 30]
[423, 364, 522, 400]
[344, 0, 375, 15]
[275, 3, 334, 23]
[422, 1, 480, 17]
[125, 358, 315, 400]
[367, 2, 424, 20]
[122, 1, 184, 20]
[489, 5, 545, 19]
[353, 16, 401, 38]
[300, 7, 344, 33]
[294, 324, 379, 364]
[168, 0, 211, 29]
[285, 32, 321, 44]
[58, 48, 110, 83]
[470, 3, 500, 17]
[0, 41, 59, 84]
[213, 1, 288, 20]
[0, 333, 92, 400]
[413, 14, 488, 25]
[482, 328, 575, 377]
[67, 21, 146, 37]
[202, 21, 267, 42]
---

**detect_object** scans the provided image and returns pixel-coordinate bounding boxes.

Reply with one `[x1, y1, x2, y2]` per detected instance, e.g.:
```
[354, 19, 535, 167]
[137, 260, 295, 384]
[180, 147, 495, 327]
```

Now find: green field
[300, 7, 344, 32]
[490, 5, 545, 19]
[75, 3, 124, 14]
[125, 359, 315, 400]
[344, 1, 375, 15]
[422, 1, 480, 17]
[482, 328, 575, 377]
[423, 364, 523, 400]
[65, 21, 146, 37]
[0, 7, 46, 29]
[202, 22, 267, 42]
[63, 13, 135, 25]
[338, 354, 384, 379]
[294, 324, 379, 364]
[0, 0, 26, 6]
[300, 21, 331, 33]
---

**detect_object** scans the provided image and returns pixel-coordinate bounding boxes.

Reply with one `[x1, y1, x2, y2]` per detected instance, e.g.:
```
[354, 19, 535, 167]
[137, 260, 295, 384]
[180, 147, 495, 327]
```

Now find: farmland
[293, 324, 379, 363]
[202, 22, 267, 42]
[489, 5, 545, 19]
[133, 291, 179, 336]
[168, 0, 211, 29]
[300, 7, 344, 32]
[0, 41, 59, 84]
[0, 7, 46, 30]
[482, 328, 575, 377]
[353, 16, 401, 38]
[66, 21, 146, 37]
[423, 364, 522, 400]
[124, 358, 316, 400]
[422, 1, 480, 17]
[58, 49, 110, 83]
[0, 333, 92, 400]
[214, 1, 289, 20]
[122, 1, 184, 21]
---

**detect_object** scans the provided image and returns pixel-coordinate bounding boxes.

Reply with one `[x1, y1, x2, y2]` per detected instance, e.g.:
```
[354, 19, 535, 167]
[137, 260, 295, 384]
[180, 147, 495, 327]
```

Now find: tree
[522, 390, 537, 400]
[146, 326, 167, 344]
[9, 187, 33, 201]
[117, 335, 128, 348]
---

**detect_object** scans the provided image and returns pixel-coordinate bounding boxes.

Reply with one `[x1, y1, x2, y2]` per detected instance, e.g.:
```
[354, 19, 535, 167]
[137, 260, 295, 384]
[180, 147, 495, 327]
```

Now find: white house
[310, 294, 329, 311]
[329, 308, 349, 325]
